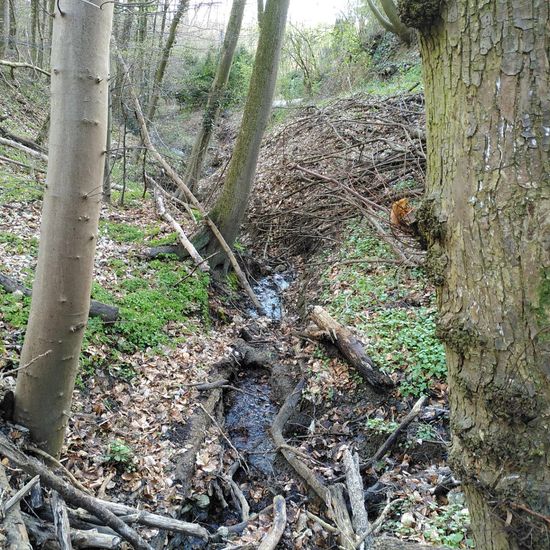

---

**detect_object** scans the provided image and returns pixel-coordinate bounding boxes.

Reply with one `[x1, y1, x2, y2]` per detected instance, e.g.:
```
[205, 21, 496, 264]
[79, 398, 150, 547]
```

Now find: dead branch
[343, 450, 371, 550]
[0, 59, 51, 77]
[0, 272, 119, 323]
[0, 136, 48, 162]
[0, 433, 155, 550]
[0, 465, 33, 550]
[22, 513, 121, 549]
[310, 306, 393, 391]
[51, 491, 73, 550]
[258, 495, 287, 550]
[152, 185, 209, 272]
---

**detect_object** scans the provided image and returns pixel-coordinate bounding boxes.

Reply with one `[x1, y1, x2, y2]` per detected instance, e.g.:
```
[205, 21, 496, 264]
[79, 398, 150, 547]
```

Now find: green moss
[100, 221, 161, 244]
[149, 232, 178, 247]
[398, 0, 442, 29]
[0, 232, 39, 257]
[416, 198, 445, 243]
[436, 316, 479, 355]
[425, 245, 447, 286]
[535, 268, 550, 333]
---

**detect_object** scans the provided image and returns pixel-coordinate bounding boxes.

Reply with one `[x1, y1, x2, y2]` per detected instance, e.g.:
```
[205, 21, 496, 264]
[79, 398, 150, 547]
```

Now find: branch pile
[245, 93, 426, 257]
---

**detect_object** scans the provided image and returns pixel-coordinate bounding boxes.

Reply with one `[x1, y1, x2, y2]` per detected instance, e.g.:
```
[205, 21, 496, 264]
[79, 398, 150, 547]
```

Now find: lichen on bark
[398, 0, 442, 29]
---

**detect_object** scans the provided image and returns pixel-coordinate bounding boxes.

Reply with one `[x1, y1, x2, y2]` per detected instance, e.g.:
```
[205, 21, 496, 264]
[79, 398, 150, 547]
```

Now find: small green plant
[100, 221, 160, 244]
[105, 439, 135, 471]
[366, 417, 399, 434]
[0, 289, 31, 329]
[424, 502, 473, 548]
[415, 422, 438, 441]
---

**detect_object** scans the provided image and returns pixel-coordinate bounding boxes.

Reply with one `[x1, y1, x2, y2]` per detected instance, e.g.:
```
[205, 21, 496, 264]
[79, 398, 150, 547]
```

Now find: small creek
[225, 272, 292, 475]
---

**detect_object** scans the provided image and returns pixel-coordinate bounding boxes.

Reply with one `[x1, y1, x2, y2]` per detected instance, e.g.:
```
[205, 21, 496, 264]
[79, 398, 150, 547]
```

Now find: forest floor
[0, 69, 472, 549]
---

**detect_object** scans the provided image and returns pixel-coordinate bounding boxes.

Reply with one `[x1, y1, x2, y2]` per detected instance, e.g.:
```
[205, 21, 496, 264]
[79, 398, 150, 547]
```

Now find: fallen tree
[0, 273, 119, 323]
[309, 305, 393, 391]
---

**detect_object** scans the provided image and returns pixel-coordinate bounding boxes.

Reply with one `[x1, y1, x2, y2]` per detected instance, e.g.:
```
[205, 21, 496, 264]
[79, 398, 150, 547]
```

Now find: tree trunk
[180, 0, 246, 194]
[198, 0, 290, 270]
[408, 1, 550, 548]
[30, 0, 38, 63]
[146, 0, 188, 124]
[0, 0, 9, 56]
[14, 0, 114, 458]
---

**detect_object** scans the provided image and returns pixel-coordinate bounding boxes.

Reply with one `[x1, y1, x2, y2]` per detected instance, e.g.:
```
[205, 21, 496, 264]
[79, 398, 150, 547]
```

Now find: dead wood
[0, 125, 47, 154]
[0, 433, 155, 550]
[22, 513, 121, 549]
[0, 154, 46, 172]
[0, 273, 119, 323]
[175, 358, 235, 499]
[0, 465, 33, 550]
[343, 449, 371, 549]
[0, 136, 48, 162]
[310, 306, 393, 391]
[258, 495, 287, 550]
[152, 184, 209, 273]
[0, 59, 51, 77]
[51, 491, 73, 550]
[270, 380, 356, 549]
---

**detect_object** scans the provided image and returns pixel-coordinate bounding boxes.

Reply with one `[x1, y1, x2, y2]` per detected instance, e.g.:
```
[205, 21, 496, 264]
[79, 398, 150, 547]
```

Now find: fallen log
[51, 490, 73, 550]
[310, 306, 393, 391]
[152, 183, 209, 273]
[0, 137, 48, 163]
[22, 513, 121, 549]
[0, 126, 48, 154]
[0, 273, 119, 323]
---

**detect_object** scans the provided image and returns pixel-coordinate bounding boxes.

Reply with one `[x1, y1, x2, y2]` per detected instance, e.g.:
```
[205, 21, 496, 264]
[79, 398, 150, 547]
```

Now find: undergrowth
[323, 223, 445, 396]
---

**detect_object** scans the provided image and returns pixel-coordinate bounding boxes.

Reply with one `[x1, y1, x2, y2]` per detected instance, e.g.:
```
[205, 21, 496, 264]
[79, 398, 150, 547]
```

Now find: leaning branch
[152, 184, 209, 273]
[113, 41, 264, 314]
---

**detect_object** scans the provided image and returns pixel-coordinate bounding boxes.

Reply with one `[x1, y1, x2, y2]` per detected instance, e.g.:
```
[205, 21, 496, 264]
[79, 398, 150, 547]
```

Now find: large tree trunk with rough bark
[14, 0, 114, 458]
[197, 0, 289, 270]
[179, 0, 246, 195]
[404, 1, 550, 548]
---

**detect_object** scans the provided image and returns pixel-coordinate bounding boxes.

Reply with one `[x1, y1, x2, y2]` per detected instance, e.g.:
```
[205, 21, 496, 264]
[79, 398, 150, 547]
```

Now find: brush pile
[247, 93, 426, 260]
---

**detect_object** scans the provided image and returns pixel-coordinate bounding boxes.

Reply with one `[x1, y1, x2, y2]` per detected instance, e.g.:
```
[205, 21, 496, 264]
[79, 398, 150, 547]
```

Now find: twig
[0, 59, 51, 77]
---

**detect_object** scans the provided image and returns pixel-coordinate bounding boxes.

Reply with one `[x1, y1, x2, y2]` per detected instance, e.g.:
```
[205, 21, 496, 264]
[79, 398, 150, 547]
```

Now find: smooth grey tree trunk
[14, 0, 114, 458]
[179, 0, 246, 194]
[403, 0, 550, 548]
[198, 0, 290, 270]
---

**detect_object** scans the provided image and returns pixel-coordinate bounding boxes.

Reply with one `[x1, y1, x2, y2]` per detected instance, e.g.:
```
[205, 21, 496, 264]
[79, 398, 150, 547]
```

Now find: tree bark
[198, 0, 290, 270]
[146, 0, 188, 124]
[0, 0, 10, 56]
[409, 1, 550, 548]
[14, 0, 114, 458]
[179, 0, 246, 194]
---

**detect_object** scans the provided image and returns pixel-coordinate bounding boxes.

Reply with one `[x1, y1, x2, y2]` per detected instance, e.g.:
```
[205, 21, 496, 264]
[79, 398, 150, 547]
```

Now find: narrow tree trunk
[409, 1, 550, 548]
[199, 0, 290, 269]
[180, 0, 246, 194]
[103, 83, 112, 204]
[14, 0, 114, 458]
[0, 0, 10, 56]
[30, 0, 38, 63]
[146, 0, 188, 124]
